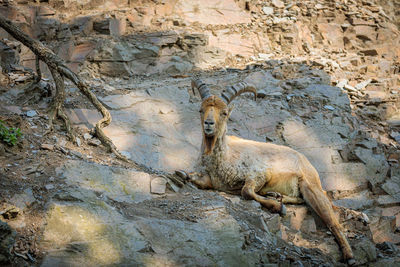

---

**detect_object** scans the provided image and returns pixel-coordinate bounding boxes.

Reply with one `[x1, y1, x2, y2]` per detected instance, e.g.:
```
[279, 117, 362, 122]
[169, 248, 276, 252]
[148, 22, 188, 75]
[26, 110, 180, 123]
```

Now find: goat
[182, 79, 361, 265]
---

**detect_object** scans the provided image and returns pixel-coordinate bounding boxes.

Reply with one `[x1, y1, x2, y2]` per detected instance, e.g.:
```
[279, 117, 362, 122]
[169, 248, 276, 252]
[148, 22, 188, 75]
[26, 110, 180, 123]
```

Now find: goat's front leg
[188, 172, 213, 189]
[175, 170, 213, 189]
[241, 179, 286, 216]
[263, 192, 304, 204]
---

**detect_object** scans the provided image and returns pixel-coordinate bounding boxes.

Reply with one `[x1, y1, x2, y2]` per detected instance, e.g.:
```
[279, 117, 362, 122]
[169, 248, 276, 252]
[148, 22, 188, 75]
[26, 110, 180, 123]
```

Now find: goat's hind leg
[299, 180, 355, 265]
[241, 179, 286, 215]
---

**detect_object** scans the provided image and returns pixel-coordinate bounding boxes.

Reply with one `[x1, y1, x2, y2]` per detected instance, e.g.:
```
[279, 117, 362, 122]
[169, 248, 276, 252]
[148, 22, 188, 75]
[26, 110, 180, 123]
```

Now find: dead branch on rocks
[0, 15, 127, 161]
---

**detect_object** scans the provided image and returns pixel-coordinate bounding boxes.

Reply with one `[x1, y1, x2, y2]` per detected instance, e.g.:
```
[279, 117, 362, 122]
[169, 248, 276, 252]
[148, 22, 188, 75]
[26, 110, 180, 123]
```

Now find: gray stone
[376, 195, 400, 206]
[26, 110, 37, 117]
[324, 105, 335, 111]
[369, 259, 400, 267]
[376, 241, 399, 254]
[355, 79, 372, 90]
[61, 160, 153, 204]
[88, 139, 101, 146]
[75, 137, 81, 147]
[387, 117, 400, 127]
[83, 133, 92, 140]
[69, 83, 200, 172]
[390, 131, 400, 144]
[150, 177, 167, 194]
[281, 119, 368, 192]
[0, 41, 20, 72]
[369, 216, 398, 244]
[304, 84, 350, 109]
[134, 214, 258, 266]
[354, 147, 389, 188]
[353, 238, 377, 265]
[258, 53, 273, 60]
[264, 214, 281, 234]
[333, 190, 374, 210]
[244, 71, 281, 94]
[45, 184, 55, 190]
[164, 61, 193, 74]
[53, 187, 98, 202]
[41, 201, 148, 266]
[10, 187, 36, 210]
[336, 79, 348, 88]
[262, 6, 274, 15]
[382, 176, 400, 200]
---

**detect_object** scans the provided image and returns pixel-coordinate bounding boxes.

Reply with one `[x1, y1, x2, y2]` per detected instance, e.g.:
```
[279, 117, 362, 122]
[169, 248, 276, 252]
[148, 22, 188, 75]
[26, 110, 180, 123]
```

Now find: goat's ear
[228, 104, 234, 117]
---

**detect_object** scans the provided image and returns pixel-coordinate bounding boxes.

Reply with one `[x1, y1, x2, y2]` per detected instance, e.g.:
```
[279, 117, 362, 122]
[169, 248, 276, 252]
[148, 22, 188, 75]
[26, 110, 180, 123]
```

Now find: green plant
[0, 120, 22, 146]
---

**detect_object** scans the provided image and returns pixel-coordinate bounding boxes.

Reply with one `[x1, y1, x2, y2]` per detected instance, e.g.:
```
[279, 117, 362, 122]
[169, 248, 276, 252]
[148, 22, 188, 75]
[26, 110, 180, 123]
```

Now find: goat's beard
[203, 134, 217, 155]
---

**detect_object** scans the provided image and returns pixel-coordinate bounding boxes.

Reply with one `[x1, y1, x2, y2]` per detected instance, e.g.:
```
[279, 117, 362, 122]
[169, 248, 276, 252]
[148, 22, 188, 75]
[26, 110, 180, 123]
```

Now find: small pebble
[26, 110, 37, 117]
[324, 105, 335, 111]
[41, 144, 54, 151]
[45, 184, 55, 190]
[83, 133, 92, 140]
[76, 137, 81, 147]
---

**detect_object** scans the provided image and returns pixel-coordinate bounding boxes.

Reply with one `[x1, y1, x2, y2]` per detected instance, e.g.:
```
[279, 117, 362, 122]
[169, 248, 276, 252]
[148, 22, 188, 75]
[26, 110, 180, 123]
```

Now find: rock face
[0, 0, 400, 266]
[41, 159, 342, 266]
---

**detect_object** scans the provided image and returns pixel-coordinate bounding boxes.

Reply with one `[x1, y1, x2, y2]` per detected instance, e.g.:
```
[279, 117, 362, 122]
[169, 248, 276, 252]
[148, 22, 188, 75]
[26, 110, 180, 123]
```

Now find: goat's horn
[191, 79, 212, 100]
[221, 82, 257, 104]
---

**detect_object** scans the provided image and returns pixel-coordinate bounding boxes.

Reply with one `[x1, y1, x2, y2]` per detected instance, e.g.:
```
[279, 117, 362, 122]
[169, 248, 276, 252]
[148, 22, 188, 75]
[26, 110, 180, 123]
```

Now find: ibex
[182, 79, 362, 265]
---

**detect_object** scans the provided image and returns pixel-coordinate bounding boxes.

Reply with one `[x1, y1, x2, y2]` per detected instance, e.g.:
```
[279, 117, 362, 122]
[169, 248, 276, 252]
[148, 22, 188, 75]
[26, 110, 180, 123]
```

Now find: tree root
[20, 55, 49, 106]
[46, 68, 76, 142]
[34, 55, 41, 83]
[0, 15, 124, 160]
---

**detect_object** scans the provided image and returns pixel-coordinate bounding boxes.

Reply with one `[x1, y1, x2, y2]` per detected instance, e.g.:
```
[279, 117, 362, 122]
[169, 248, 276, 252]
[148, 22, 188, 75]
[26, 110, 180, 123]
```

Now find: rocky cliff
[0, 0, 399, 266]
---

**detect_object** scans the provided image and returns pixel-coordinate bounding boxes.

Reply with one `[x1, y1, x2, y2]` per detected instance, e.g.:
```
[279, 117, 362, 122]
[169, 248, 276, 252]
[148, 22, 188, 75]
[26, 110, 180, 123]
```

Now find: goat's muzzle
[204, 119, 215, 136]
[203, 120, 216, 154]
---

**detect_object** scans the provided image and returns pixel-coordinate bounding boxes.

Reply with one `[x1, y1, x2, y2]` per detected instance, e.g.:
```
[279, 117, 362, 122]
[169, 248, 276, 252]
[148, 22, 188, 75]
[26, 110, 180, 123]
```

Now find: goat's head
[192, 79, 257, 155]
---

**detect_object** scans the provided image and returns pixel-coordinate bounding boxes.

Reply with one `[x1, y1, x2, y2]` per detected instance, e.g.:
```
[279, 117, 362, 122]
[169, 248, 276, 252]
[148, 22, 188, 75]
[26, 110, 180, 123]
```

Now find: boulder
[60, 160, 153, 204]
[352, 238, 377, 265]
[318, 23, 344, 49]
[353, 25, 377, 41]
[369, 216, 399, 244]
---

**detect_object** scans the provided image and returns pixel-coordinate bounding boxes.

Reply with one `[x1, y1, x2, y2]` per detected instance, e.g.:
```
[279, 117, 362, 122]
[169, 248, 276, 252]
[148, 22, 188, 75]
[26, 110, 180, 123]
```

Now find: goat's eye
[222, 110, 228, 116]
[199, 109, 203, 114]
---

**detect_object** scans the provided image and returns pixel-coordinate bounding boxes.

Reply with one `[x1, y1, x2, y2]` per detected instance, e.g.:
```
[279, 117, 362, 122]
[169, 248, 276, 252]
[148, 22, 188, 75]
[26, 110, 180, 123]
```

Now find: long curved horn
[191, 79, 212, 100]
[221, 82, 257, 104]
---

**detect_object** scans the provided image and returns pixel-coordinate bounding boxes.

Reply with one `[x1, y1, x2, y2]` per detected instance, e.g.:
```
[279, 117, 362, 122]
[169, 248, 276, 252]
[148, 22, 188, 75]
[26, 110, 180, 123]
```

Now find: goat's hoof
[279, 204, 286, 216]
[265, 191, 282, 199]
[175, 170, 189, 180]
[361, 213, 370, 225]
[347, 258, 356, 266]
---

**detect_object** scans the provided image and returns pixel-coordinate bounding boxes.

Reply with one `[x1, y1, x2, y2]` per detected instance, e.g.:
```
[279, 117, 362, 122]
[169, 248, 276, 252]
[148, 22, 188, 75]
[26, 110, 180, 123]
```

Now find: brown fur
[190, 95, 357, 265]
